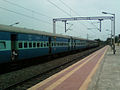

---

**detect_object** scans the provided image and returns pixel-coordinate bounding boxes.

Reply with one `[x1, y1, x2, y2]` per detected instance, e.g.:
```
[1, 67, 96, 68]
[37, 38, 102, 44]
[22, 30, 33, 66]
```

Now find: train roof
[0, 24, 93, 41]
[0, 24, 70, 38]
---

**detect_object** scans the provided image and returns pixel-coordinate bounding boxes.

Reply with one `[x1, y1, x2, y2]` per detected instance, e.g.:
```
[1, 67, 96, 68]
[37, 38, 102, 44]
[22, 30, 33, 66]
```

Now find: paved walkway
[88, 45, 120, 90]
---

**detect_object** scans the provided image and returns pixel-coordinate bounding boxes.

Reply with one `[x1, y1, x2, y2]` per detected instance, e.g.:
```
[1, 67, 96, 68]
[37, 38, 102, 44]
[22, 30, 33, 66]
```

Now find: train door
[74, 40, 76, 49]
[68, 39, 70, 51]
[11, 34, 18, 60]
[48, 37, 52, 54]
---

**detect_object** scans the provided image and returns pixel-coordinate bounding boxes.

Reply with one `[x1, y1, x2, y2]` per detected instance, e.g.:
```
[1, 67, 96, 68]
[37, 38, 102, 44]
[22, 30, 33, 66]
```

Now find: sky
[0, 0, 120, 41]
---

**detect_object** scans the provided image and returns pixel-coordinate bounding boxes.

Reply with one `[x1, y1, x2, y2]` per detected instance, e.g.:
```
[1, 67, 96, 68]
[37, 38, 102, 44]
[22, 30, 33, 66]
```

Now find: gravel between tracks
[0, 47, 102, 90]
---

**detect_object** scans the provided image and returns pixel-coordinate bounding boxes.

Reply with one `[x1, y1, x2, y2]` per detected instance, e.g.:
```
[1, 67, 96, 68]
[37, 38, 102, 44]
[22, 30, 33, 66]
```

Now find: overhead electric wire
[2, 0, 97, 33]
[1, 0, 65, 29]
[1, 0, 98, 35]
[47, 0, 90, 34]
[59, 0, 80, 16]
[59, 0, 99, 32]
[47, 0, 99, 36]
[2, 0, 52, 18]
[47, 0, 72, 17]
[0, 6, 52, 25]
[58, 0, 96, 34]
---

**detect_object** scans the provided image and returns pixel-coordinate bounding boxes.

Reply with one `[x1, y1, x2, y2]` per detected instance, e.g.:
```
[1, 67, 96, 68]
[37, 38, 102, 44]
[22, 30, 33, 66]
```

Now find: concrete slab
[88, 45, 120, 90]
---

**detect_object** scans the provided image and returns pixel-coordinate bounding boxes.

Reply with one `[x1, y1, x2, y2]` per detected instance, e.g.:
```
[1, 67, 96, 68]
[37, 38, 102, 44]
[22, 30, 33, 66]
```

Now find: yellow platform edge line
[79, 46, 109, 90]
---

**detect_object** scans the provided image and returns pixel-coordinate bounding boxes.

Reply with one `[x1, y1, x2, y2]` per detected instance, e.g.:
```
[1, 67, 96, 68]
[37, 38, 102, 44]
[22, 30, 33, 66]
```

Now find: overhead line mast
[53, 16, 114, 34]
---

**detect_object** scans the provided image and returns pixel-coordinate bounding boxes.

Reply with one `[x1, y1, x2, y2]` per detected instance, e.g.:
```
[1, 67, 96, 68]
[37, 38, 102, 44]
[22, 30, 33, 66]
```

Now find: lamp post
[102, 12, 116, 54]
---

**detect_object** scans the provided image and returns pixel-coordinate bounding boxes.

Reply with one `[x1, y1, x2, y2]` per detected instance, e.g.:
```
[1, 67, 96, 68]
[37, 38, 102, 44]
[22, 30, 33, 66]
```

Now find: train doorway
[11, 34, 18, 60]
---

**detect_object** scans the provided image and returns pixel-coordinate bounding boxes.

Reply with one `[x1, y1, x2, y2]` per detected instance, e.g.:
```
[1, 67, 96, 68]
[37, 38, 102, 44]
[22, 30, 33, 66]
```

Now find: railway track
[0, 46, 103, 90]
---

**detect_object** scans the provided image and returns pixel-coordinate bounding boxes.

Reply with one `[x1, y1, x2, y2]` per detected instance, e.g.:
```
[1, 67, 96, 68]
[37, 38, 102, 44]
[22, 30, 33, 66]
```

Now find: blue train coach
[0, 24, 98, 64]
[0, 24, 71, 64]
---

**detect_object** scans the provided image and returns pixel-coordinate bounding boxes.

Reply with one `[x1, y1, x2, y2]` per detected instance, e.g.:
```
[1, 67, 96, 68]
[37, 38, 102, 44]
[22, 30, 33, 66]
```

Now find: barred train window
[44, 43, 46, 47]
[0, 42, 6, 49]
[47, 43, 49, 47]
[41, 43, 43, 47]
[29, 42, 32, 48]
[37, 43, 40, 47]
[33, 42, 36, 47]
[19, 42, 22, 48]
[24, 42, 27, 48]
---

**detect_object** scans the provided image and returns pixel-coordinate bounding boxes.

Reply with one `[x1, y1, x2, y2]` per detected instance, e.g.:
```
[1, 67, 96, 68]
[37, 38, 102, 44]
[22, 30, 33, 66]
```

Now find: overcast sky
[0, 0, 120, 40]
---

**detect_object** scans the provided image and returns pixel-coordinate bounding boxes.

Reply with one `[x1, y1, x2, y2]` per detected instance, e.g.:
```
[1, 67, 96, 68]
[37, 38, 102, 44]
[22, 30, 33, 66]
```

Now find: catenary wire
[47, 0, 90, 33]
[1, 0, 98, 36]
[2, 0, 96, 34]
[59, 0, 99, 31]
[1, 0, 65, 29]
[47, 0, 72, 17]
[2, 0, 52, 18]
[0, 6, 52, 25]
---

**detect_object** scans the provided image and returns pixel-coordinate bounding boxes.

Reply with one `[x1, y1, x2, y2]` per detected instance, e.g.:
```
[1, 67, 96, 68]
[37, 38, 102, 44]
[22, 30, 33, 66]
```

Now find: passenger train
[0, 24, 99, 64]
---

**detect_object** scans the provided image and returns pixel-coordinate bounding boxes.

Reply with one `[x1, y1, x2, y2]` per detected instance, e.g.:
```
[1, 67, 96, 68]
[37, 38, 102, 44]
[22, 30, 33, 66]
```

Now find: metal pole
[98, 19, 103, 32]
[65, 20, 67, 33]
[113, 14, 116, 54]
[53, 20, 56, 34]
[100, 21, 102, 32]
[111, 20, 113, 50]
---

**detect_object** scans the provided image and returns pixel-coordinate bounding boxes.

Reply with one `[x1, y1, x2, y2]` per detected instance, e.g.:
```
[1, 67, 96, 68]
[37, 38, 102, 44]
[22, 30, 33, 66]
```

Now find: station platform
[88, 45, 120, 90]
[28, 46, 111, 90]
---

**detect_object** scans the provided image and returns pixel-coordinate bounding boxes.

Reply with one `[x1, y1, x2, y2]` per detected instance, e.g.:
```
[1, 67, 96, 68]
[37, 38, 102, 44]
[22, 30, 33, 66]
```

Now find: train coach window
[29, 42, 32, 48]
[44, 43, 46, 47]
[47, 42, 49, 47]
[0, 42, 6, 49]
[19, 42, 22, 48]
[33, 42, 36, 47]
[24, 42, 27, 48]
[41, 43, 43, 47]
[37, 43, 40, 47]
